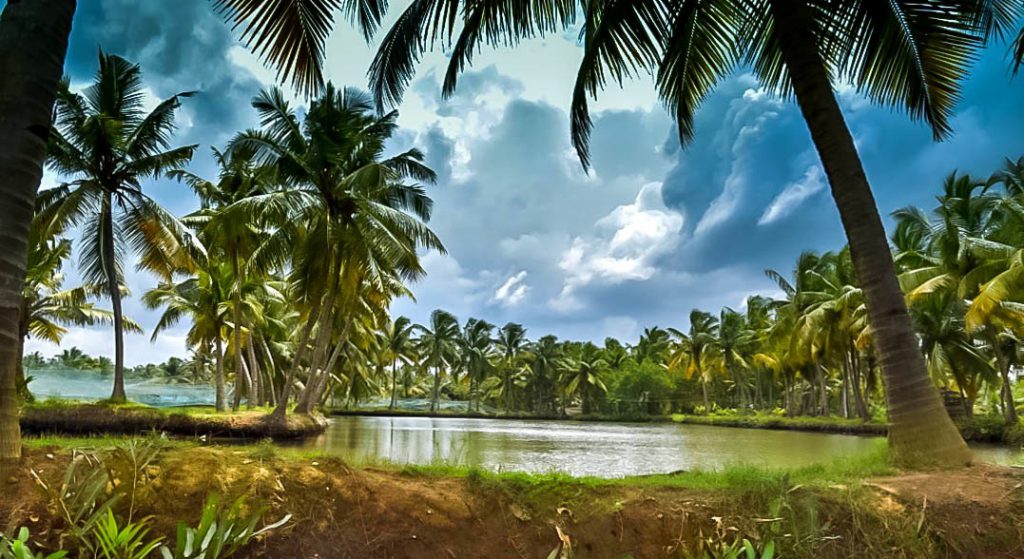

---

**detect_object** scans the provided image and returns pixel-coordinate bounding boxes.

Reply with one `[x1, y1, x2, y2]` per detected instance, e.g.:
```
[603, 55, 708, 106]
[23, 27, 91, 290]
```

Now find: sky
[18, 0, 1024, 365]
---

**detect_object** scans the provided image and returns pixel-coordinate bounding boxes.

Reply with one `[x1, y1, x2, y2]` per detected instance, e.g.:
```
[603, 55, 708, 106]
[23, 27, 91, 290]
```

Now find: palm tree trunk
[700, 373, 710, 414]
[247, 338, 261, 406]
[998, 355, 1017, 424]
[214, 335, 226, 411]
[103, 195, 128, 403]
[0, 0, 76, 465]
[431, 365, 441, 413]
[389, 361, 398, 409]
[769, 0, 970, 466]
[231, 256, 245, 410]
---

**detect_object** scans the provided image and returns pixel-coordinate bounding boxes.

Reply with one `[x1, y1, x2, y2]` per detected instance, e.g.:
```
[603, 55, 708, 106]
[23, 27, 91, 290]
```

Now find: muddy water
[292, 416, 1022, 476]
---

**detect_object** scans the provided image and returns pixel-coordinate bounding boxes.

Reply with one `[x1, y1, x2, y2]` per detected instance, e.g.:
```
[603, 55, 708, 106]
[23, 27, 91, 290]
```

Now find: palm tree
[462, 318, 497, 412]
[40, 52, 200, 403]
[0, 0, 378, 461]
[17, 218, 137, 400]
[173, 146, 276, 410]
[670, 310, 719, 414]
[230, 85, 444, 418]
[496, 322, 528, 413]
[415, 310, 460, 412]
[565, 342, 608, 415]
[381, 316, 416, 409]
[368, 0, 1020, 466]
[529, 335, 564, 414]
[144, 263, 233, 410]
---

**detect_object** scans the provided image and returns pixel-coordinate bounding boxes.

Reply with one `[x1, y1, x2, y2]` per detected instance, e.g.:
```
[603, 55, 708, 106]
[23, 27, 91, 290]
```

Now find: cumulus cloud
[493, 271, 530, 306]
[553, 182, 683, 311]
[758, 166, 826, 225]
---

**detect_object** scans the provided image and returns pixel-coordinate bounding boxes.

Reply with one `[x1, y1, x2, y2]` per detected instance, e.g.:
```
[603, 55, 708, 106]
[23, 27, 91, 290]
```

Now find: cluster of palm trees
[22, 52, 444, 419]
[3, 0, 1024, 465]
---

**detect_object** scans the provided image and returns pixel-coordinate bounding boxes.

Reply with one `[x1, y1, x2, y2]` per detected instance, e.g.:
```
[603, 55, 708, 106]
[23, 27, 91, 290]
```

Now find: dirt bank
[19, 403, 327, 439]
[3, 445, 1023, 558]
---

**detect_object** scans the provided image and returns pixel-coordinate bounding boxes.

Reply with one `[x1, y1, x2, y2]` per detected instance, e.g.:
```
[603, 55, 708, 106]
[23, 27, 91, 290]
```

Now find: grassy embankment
[5, 436, 1023, 558]
[19, 399, 327, 439]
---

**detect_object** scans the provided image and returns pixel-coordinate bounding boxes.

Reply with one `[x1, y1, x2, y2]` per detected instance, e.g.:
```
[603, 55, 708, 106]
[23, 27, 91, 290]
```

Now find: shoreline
[20, 401, 327, 439]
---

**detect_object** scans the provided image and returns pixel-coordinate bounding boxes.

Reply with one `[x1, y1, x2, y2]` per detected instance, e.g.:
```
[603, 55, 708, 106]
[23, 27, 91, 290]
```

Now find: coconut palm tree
[529, 334, 565, 414]
[17, 217, 137, 400]
[368, 0, 1021, 466]
[144, 264, 233, 410]
[462, 318, 497, 412]
[415, 310, 460, 412]
[564, 342, 608, 415]
[173, 146, 276, 410]
[496, 322, 528, 413]
[669, 310, 719, 414]
[229, 85, 444, 417]
[40, 52, 201, 403]
[381, 316, 417, 409]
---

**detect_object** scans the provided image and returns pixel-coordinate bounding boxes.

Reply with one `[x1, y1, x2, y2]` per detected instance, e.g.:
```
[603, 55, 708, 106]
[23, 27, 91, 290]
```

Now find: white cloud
[552, 182, 683, 311]
[493, 271, 530, 306]
[758, 166, 825, 225]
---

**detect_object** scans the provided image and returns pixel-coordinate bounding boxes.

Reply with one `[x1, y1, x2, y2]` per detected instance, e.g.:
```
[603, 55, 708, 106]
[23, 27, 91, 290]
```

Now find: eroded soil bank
[3, 445, 1024, 558]
[19, 403, 327, 439]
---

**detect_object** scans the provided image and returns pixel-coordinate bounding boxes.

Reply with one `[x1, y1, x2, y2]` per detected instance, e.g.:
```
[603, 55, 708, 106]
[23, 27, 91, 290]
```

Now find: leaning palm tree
[564, 342, 608, 415]
[368, 0, 1020, 466]
[40, 52, 201, 403]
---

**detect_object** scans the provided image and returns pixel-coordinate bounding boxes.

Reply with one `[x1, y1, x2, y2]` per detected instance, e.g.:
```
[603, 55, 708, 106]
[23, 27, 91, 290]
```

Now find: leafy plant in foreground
[160, 494, 291, 559]
[0, 528, 67, 559]
[92, 510, 163, 559]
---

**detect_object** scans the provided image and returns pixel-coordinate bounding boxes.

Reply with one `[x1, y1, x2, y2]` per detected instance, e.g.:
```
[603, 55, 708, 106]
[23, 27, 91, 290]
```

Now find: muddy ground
[3, 446, 1024, 558]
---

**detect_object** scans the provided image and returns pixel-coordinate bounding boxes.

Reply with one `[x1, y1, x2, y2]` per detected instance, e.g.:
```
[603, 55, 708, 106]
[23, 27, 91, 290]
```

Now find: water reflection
[304, 416, 877, 476]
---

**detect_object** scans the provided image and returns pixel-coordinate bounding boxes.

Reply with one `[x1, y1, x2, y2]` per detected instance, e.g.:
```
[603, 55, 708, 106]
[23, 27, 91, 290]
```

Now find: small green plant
[247, 438, 278, 462]
[91, 510, 163, 559]
[160, 494, 291, 559]
[32, 449, 118, 553]
[0, 528, 67, 559]
[702, 538, 775, 559]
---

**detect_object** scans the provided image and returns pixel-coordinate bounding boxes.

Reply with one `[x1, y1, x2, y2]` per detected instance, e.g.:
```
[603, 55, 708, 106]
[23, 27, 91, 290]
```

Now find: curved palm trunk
[102, 195, 127, 403]
[0, 0, 75, 464]
[770, 0, 969, 466]
[431, 365, 441, 413]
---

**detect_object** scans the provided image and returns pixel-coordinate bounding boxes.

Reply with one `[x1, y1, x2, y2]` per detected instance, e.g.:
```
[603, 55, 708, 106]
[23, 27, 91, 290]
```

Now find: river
[292, 416, 1024, 477]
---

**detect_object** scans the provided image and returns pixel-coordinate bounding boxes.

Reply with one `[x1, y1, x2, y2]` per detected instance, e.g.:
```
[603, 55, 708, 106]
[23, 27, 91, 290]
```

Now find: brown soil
[3, 447, 1024, 558]
[20, 404, 327, 438]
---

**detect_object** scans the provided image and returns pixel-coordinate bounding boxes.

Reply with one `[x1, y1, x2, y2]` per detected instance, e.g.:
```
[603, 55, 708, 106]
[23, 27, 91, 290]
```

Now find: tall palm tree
[381, 316, 416, 409]
[670, 310, 719, 414]
[565, 342, 608, 415]
[530, 334, 564, 414]
[415, 310, 460, 412]
[17, 217, 135, 400]
[41, 52, 201, 403]
[496, 322, 528, 413]
[462, 318, 497, 412]
[173, 146, 276, 410]
[0, 0, 76, 464]
[368, 0, 1020, 466]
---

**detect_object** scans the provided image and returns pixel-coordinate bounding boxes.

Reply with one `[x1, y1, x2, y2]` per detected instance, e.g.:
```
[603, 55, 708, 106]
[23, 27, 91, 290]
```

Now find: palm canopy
[40, 51, 203, 282]
[231, 85, 444, 300]
[368, 0, 1018, 166]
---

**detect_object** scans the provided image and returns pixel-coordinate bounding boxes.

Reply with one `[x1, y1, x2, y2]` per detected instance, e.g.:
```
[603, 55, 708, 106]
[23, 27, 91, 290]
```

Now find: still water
[293, 416, 1024, 477]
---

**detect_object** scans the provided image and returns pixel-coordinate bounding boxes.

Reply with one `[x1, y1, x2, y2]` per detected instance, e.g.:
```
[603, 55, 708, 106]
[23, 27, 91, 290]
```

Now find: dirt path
[4, 447, 1024, 558]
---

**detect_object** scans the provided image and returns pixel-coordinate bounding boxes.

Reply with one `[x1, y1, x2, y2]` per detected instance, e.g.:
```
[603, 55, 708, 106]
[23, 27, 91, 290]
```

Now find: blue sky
[20, 0, 1024, 364]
